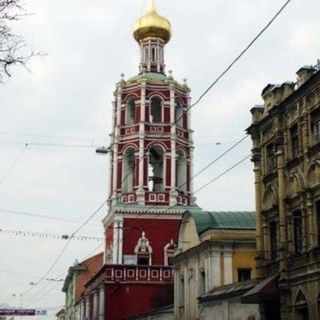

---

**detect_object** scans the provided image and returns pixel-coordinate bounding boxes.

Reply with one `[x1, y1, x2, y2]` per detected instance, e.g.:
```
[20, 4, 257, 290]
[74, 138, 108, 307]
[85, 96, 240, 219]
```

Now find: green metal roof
[188, 210, 256, 235]
[127, 72, 170, 83]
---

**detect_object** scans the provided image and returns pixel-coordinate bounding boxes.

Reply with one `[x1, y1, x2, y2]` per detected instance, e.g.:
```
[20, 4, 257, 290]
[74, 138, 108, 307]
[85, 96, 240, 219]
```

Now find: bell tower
[100, 3, 196, 316]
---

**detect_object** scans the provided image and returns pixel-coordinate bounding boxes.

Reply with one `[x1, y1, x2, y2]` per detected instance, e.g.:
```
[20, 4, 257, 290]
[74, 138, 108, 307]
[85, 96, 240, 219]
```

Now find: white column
[211, 252, 221, 288]
[174, 268, 180, 318]
[98, 286, 105, 320]
[137, 83, 146, 204]
[108, 100, 117, 199]
[224, 251, 233, 285]
[80, 300, 85, 320]
[205, 255, 210, 292]
[93, 291, 99, 320]
[112, 220, 119, 264]
[147, 40, 151, 71]
[189, 147, 195, 200]
[111, 90, 122, 201]
[112, 217, 123, 264]
[169, 84, 178, 205]
[85, 297, 90, 320]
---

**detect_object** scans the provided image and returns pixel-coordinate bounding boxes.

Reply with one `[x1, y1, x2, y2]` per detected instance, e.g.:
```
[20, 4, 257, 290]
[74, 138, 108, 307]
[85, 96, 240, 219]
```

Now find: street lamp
[95, 147, 109, 154]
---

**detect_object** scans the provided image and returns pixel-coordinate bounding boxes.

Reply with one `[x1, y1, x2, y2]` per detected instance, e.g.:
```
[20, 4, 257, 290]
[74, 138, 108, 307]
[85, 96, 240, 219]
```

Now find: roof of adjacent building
[188, 209, 256, 235]
[199, 279, 257, 302]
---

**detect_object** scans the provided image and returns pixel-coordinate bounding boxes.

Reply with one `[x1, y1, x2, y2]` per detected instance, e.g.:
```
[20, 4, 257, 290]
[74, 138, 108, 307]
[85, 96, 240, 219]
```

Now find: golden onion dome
[133, 0, 171, 43]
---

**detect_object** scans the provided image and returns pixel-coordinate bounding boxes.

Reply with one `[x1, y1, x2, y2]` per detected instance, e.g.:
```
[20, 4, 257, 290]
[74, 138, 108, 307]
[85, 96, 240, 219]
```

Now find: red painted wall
[122, 218, 181, 265]
[105, 283, 173, 320]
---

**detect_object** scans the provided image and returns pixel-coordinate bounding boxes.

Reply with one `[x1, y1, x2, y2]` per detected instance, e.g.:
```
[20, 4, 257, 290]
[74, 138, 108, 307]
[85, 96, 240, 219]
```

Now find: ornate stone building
[244, 62, 320, 319]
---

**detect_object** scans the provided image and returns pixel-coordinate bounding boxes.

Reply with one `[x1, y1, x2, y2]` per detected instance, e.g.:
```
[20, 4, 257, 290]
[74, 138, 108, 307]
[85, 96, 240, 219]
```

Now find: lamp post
[95, 147, 109, 154]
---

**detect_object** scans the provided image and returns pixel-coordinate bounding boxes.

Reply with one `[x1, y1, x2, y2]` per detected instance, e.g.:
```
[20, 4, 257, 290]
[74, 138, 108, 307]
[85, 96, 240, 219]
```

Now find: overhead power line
[25, 241, 105, 306]
[0, 208, 100, 226]
[21, 200, 107, 297]
[0, 140, 100, 149]
[0, 227, 103, 241]
[194, 154, 251, 194]
[0, 144, 28, 185]
[0, 131, 104, 142]
[191, 0, 293, 107]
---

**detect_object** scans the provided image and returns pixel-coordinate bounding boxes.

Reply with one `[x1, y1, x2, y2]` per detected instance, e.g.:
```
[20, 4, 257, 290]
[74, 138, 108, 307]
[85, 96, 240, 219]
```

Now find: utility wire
[21, 200, 107, 297]
[190, 0, 293, 107]
[0, 140, 100, 149]
[180, 135, 249, 189]
[0, 144, 28, 185]
[0, 227, 103, 241]
[25, 241, 104, 306]
[0, 208, 101, 226]
[194, 154, 251, 194]
[0, 131, 106, 143]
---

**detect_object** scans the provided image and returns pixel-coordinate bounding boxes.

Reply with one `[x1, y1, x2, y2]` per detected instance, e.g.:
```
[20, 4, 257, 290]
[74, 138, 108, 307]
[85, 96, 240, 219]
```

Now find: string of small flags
[0, 227, 104, 241]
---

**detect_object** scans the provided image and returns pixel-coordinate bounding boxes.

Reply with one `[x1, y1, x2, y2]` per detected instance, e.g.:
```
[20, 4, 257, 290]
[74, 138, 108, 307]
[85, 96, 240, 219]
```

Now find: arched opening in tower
[148, 146, 164, 192]
[175, 100, 184, 128]
[122, 148, 136, 193]
[126, 97, 136, 125]
[150, 96, 162, 123]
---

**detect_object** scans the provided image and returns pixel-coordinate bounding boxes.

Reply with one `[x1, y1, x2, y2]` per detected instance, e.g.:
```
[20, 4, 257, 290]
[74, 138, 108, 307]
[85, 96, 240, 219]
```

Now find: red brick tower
[84, 2, 196, 319]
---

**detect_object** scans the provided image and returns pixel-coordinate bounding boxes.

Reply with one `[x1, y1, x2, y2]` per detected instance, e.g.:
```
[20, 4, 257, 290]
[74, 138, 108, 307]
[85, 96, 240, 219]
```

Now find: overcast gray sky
[1, 0, 320, 316]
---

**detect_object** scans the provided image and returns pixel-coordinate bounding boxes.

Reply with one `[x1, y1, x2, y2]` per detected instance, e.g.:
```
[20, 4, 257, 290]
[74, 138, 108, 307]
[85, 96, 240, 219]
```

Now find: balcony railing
[104, 265, 174, 283]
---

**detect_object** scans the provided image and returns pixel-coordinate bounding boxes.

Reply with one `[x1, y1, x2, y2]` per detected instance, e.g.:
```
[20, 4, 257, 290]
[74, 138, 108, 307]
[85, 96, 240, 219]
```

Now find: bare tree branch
[0, 0, 37, 82]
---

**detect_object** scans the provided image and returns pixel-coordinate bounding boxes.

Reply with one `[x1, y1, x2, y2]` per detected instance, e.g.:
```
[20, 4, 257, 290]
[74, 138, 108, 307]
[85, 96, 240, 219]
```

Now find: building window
[290, 125, 299, 158]
[148, 146, 164, 192]
[238, 268, 251, 282]
[179, 275, 185, 308]
[316, 201, 320, 245]
[122, 148, 135, 193]
[126, 98, 136, 125]
[164, 240, 176, 266]
[134, 232, 152, 265]
[311, 109, 320, 144]
[199, 270, 205, 295]
[270, 221, 277, 261]
[266, 143, 276, 174]
[150, 97, 162, 123]
[293, 210, 303, 255]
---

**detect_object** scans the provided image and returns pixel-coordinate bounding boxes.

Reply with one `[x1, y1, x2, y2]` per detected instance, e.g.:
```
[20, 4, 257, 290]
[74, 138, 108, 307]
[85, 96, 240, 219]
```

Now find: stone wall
[200, 296, 260, 320]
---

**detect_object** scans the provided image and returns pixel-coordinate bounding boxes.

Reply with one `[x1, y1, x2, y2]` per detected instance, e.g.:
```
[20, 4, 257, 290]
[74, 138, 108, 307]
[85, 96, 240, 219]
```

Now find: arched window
[126, 98, 136, 125]
[293, 210, 303, 255]
[122, 148, 135, 193]
[176, 150, 187, 193]
[295, 290, 308, 320]
[164, 239, 176, 266]
[269, 221, 277, 261]
[148, 146, 164, 192]
[150, 97, 162, 123]
[175, 101, 183, 127]
[134, 232, 152, 265]
[151, 47, 156, 62]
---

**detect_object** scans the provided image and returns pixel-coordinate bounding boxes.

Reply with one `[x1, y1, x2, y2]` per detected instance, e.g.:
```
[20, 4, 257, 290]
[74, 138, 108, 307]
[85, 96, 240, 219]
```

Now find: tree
[0, 0, 35, 81]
